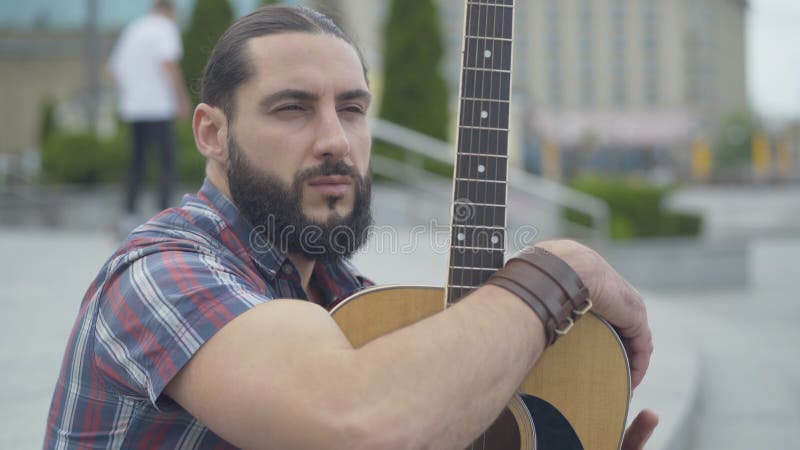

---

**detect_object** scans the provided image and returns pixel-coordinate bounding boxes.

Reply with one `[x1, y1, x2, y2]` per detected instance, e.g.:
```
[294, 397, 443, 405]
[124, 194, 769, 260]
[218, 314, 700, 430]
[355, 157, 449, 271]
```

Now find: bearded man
[45, 5, 656, 449]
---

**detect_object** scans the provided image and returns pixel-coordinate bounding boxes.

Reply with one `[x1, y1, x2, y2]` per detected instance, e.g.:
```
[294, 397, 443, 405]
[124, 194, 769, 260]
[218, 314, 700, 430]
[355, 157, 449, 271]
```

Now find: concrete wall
[0, 30, 116, 155]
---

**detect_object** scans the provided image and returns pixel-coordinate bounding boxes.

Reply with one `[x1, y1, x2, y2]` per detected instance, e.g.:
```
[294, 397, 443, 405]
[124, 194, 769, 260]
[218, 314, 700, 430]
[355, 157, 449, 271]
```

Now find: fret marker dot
[481, 110, 489, 119]
[491, 235, 500, 244]
[484, 50, 492, 58]
[478, 164, 486, 173]
[457, 233, 466, 241]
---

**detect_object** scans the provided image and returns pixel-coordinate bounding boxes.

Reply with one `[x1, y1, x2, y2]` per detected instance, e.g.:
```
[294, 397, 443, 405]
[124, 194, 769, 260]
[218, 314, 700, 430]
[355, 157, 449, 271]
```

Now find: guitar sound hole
[468, 407, 520, 450]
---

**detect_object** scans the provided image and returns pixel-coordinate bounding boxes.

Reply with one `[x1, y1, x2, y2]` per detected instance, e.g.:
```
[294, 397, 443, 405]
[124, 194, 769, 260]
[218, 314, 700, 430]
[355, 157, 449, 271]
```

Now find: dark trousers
[125, 120, 176, 213]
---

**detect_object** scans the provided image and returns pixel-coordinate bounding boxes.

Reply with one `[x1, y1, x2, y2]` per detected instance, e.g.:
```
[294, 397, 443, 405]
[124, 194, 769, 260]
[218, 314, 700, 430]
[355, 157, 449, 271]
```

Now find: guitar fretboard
[447, 0, 514, 305]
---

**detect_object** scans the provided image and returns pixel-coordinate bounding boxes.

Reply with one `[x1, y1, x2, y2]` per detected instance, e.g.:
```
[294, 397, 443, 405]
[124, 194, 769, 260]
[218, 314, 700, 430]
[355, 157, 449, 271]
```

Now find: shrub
[41, 130, 128, 185]
[41, 120, 205, 187]
[564, 176, 702, 239]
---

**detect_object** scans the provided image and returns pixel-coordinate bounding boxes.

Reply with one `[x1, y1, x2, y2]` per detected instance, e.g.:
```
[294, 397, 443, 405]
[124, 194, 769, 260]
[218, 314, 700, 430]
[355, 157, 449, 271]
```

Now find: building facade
[339, 0, 749, 179]
[0, 0, 749, 181]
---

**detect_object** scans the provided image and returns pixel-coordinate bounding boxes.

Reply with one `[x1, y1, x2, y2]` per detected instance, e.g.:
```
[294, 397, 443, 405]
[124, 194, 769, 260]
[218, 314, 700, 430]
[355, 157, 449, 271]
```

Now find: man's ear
[193, 103, 229, 165]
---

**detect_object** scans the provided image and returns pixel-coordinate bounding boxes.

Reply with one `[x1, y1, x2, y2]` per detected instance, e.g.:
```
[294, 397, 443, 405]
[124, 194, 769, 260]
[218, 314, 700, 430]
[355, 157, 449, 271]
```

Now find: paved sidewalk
[0, 229, 117, 449]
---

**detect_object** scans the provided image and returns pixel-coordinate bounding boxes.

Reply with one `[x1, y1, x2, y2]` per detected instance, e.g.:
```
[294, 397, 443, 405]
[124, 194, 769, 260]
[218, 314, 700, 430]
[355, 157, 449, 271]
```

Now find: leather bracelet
[486, 247, 592, 346]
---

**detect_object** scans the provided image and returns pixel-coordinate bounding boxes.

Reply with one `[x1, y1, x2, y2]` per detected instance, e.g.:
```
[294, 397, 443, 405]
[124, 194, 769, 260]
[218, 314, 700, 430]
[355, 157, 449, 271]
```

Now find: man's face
[225, 33, 373, 260]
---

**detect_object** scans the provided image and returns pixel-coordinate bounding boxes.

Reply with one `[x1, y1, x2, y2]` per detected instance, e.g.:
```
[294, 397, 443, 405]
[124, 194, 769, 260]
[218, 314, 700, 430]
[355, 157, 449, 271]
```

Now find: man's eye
[340, 105, 366, 114]
[277, 104, 305, 112]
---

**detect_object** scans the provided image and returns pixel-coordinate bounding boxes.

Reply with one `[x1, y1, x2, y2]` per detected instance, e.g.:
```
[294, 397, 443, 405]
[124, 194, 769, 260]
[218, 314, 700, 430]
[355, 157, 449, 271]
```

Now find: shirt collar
[195, 178, 287, 280]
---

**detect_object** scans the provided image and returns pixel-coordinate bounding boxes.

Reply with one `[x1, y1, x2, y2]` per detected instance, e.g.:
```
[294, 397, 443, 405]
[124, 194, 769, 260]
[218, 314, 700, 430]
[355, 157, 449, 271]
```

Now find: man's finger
[621, 409, 659, 450]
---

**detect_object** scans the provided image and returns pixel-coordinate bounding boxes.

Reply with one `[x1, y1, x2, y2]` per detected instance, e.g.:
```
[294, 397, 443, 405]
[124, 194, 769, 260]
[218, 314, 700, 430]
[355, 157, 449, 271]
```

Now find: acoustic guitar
[332, 1, 631, 448]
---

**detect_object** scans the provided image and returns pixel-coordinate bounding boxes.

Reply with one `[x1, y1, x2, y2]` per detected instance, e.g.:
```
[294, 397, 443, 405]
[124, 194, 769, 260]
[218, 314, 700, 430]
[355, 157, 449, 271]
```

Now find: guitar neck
[447, 0, 515, 306]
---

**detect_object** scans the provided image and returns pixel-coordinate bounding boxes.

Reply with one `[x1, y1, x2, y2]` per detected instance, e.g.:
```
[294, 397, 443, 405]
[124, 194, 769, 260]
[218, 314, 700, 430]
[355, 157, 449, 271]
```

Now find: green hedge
[564, 176, 702, 239]
[41, 130, 129, 185]
[41, 120, 205, 186]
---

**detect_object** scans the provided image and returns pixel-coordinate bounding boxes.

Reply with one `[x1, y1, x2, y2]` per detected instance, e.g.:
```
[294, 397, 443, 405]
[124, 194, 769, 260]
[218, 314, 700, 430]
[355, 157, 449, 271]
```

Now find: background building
[0, 0, 755, 182]
[341, 0, 749, 180]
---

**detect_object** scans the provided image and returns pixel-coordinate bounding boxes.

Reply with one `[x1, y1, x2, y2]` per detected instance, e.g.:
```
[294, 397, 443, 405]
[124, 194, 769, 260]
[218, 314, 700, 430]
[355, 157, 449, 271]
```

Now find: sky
[1, 0, 799, 122]
[748, 0, 800, 122]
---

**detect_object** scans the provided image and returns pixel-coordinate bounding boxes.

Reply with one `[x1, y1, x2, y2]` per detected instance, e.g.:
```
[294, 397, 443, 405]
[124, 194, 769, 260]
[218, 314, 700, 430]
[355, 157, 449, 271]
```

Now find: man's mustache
[296, 160, 360, 184]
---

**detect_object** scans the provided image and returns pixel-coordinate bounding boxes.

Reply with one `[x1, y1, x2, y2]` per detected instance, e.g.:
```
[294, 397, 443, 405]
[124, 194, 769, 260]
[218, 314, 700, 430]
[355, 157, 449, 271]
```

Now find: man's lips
[307, 175, 353, 196]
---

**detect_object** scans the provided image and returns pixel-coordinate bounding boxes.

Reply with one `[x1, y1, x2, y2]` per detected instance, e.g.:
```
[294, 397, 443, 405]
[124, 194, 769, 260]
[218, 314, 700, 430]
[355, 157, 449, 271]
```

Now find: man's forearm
[162, 60, 190, 107]
[347, 285, 545, 449]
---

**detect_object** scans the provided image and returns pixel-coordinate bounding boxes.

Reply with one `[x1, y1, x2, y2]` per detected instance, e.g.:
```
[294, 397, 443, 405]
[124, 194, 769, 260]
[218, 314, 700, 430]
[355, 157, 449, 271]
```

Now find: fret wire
[451, 245, 505, 252]
[449, 266, 499, 271]
[453, 224, 505, 230]
[459, 125, 509, 132]
[463, 67, 511, 74]
[454, 200, 506, 208]
[455, 177, 506, 184]
[447, 284, 481, 290]
[457, 152, 507, 158]
[467, 1, 513, 4]
[461, 97, 510, 103]
[464, 35, 513, 42]
[467, 2, 513, 8]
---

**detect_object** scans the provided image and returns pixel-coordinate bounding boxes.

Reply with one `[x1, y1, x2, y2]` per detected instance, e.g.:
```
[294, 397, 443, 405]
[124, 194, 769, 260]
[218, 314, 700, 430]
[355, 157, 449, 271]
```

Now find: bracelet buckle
[554, 317, 574, 336]
[573, 298, 593, 316]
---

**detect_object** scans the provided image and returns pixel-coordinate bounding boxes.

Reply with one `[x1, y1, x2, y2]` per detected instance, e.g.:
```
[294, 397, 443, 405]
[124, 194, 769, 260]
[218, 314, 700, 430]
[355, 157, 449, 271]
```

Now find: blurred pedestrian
[108, 0, 190, 231]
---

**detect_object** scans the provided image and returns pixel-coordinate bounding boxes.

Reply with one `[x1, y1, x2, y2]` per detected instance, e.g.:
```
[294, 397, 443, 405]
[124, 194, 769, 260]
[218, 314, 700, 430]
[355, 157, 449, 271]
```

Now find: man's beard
[227, 135, 373, 263]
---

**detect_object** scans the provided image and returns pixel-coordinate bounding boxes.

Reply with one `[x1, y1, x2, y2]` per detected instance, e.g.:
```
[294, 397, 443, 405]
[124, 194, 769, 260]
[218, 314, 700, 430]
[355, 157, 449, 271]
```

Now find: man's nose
[312, 108, 351, 160]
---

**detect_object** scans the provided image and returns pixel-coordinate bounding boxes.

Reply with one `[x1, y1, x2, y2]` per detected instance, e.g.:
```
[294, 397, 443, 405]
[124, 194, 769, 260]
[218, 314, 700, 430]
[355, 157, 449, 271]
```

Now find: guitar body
[333, 1, 630, 447]
[331, 285, 629, 449]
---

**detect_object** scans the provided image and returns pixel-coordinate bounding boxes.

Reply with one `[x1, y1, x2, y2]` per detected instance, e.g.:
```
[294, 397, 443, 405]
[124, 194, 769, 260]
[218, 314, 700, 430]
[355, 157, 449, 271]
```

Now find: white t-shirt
[109, 14, 183, 121]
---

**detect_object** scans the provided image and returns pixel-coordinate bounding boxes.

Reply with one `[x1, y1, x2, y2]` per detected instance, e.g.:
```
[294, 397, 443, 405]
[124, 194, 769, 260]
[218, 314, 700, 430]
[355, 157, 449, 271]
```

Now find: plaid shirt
[45, 179, 372, 449]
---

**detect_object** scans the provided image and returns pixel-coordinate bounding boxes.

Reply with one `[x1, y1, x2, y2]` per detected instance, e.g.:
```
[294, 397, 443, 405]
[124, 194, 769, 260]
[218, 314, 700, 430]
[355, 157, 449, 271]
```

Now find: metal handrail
[369, 117, 610, 239]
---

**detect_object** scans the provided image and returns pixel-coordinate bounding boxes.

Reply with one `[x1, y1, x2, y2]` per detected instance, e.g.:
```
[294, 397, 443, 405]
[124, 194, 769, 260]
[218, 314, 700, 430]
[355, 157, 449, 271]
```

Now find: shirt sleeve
[93, 242, 269, 409]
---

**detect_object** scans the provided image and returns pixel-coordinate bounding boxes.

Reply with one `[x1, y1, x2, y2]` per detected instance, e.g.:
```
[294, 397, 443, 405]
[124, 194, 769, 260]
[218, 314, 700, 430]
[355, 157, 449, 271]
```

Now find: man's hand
[622, 409, 659, 450]
[534, 240, 654, 389]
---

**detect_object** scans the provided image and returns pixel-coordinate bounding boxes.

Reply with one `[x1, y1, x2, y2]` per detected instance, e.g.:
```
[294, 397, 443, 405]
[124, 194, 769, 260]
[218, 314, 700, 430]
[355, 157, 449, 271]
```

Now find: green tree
[260, 0, 279, 5]
[714, 112, 761, 169]
[39, 98, 57, 145]
[181, 0, 235, 105]
[379, 0, 449, 141]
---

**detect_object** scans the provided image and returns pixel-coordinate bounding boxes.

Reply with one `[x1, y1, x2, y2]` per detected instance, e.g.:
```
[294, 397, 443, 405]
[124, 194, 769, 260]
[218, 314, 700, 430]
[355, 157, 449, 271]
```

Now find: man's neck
[286, 253, 317, 300]
[206, 170, 320, 301]
[152, 9, 175, 21]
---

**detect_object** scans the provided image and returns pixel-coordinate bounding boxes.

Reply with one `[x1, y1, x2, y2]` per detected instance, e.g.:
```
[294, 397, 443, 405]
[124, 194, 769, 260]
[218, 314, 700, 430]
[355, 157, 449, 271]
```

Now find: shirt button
[282, 264, 294, 274]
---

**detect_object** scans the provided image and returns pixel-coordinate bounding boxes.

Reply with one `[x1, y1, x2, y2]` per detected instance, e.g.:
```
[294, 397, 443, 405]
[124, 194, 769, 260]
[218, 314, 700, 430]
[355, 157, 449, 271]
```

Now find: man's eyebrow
[336, 89, 372, 104]
[258, 89, 319, 110]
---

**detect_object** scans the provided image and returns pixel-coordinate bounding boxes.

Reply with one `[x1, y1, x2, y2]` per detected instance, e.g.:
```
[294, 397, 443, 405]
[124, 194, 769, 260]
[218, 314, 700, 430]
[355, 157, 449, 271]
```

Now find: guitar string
[456, 0, 482, 305]
[496, 1, 508, 277]
[470, 0, 483, 306]
[480, 3, 491, 450]
[478, 3, 491, 450]
[479, 2, 514, 448]
[470, 1, 483, 305]
[459, 0, 481, 308]
[470, 4, 486, 449]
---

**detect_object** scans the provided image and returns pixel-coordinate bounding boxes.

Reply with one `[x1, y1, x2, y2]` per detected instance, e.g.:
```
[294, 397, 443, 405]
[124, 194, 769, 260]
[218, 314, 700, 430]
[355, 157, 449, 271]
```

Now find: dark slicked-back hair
[153, 0, 175, 13]
[200, 5, 367, 122]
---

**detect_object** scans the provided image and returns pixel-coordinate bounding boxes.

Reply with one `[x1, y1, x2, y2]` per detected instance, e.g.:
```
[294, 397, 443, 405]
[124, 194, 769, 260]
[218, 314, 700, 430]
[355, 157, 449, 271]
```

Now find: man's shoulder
[120, 14, 177, 43]
[121, 204, 228, 258]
